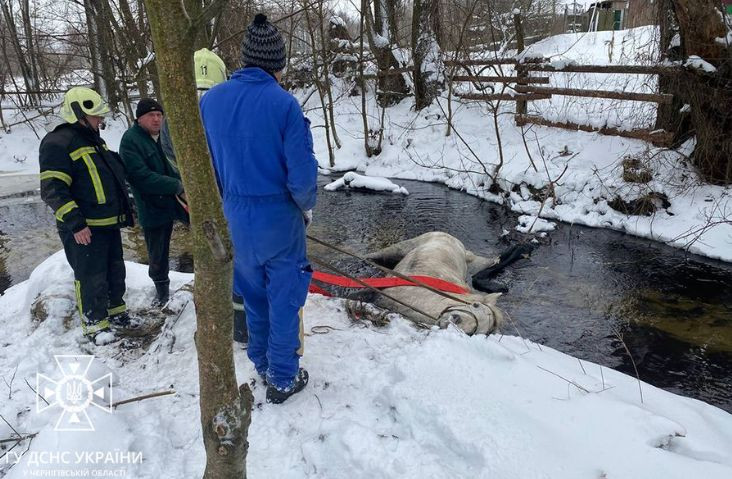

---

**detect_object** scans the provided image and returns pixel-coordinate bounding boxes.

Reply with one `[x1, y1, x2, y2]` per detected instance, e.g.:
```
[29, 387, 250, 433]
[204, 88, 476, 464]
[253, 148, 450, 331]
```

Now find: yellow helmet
[60, 87, 110, 123]
[194, 48, 227, 90]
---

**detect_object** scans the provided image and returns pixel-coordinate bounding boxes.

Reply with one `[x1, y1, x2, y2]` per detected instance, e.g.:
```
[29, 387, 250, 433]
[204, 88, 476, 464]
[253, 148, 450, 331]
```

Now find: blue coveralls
[200, 67, 318, 389]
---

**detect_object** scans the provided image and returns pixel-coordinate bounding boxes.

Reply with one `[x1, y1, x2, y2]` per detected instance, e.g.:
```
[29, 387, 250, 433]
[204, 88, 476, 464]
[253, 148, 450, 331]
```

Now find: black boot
[266, 368, 309, 404]
[152, 280, 170, 307]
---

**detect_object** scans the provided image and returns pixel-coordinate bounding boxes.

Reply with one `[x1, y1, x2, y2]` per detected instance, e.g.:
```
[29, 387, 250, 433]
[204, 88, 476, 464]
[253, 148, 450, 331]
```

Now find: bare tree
[667, 0, 732, 183]
[412, 0, 443, 110]
[0, 0, 37, 105]
[363, 0, 409, 106]
[303, 0, 337, 165]
[143, 0, 253, 477]
[18, 0, 41, 95]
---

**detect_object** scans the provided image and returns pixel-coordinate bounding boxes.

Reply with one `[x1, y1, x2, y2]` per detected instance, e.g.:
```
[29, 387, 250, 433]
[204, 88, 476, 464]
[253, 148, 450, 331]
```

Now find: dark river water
[1, 176, 731, 412]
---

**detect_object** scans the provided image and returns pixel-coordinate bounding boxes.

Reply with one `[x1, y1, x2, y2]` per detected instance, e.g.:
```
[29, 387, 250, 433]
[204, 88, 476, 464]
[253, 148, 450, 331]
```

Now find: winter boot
[233, 294, 248, 344]
[266, 368, 309, 404]
[81, 317, 111, 341]
[152, 280, 170, 308]
[109, 311, 142, 333]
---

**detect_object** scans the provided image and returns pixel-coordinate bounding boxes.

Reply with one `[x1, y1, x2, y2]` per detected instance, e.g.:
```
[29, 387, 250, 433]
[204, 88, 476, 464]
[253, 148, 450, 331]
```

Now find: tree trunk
[412, 0, 443, 110]
[670, 0, 732, 183]
[316, 2, 341, 149]
[364, 0, 409, 106]
[358, 4, 374, 157]
[0, 0, 37, 105]
[303, 1, 336, 166]
[84, 0, 104, 95]
[143, 1, 253, 478]
[84, 0, 118, 108]
[514, 11, 527, 115]
[118, 0, 150, 97]
[654, 0, 687, 139]
[19, 0, 40, 96]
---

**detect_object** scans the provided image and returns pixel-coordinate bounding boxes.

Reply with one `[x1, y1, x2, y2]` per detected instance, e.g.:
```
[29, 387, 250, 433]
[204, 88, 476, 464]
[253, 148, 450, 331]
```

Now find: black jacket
[39, 122, 133, 233]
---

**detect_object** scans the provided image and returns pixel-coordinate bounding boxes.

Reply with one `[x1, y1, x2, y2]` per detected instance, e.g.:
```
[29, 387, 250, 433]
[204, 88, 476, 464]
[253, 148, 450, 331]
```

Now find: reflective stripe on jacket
[39, 122, 132, 232]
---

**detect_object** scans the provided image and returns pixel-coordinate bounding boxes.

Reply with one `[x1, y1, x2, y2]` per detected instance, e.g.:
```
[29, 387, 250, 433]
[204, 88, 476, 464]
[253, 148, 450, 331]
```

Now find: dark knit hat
[136, 98, 164, 119]
[241, 14, 286, 73]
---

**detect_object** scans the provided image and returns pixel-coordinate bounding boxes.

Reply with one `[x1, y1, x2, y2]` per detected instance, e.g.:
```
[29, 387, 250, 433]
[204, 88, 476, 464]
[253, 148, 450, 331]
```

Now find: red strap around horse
[308, 270, 468, 297]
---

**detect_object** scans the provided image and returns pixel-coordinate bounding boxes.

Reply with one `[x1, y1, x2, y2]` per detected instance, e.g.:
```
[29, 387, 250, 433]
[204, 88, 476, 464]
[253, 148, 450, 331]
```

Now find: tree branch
[194, 0, 229, 33]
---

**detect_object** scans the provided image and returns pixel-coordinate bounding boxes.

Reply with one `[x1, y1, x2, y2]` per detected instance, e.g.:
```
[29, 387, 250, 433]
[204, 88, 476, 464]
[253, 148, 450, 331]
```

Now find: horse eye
[451, 313, 462, 324]
[472, 303, 480, 308]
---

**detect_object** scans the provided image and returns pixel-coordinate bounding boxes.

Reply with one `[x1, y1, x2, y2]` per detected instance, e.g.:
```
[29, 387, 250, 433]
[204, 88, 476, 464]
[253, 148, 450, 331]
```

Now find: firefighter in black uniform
[39, 87, 134, 340]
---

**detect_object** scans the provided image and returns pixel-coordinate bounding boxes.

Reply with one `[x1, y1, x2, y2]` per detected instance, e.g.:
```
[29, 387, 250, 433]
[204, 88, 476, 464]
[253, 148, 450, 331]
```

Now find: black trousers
[143, 222, 173, 284]
[60, 227, 126, 322]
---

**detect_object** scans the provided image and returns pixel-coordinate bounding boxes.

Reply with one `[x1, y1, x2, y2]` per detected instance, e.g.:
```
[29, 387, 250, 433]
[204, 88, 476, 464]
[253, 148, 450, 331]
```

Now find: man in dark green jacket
[119, 98, 188, 306]
[40, 87, 134, 340]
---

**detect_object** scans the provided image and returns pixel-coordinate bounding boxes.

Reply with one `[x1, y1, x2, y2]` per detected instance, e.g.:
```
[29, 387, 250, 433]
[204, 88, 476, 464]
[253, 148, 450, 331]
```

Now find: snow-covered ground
[1, 254, 731, 478]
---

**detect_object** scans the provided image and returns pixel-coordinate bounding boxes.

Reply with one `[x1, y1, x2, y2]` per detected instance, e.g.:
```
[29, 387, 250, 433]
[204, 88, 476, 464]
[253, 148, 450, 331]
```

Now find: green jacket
[119, 122, 188, 229]
[39, 122, 133, 232]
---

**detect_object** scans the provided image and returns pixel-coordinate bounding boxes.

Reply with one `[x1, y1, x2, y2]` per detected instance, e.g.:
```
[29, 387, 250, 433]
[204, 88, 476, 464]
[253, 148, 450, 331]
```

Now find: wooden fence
[445, 56, 679, 147]
[439, 10, 680, 148]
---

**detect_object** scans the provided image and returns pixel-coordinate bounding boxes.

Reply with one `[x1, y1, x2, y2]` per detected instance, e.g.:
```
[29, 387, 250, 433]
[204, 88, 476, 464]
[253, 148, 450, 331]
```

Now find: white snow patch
[516, 215, 557, 233]
[684, 56, 717, 73]
[329, 15, 346, 27]
[324, 172, 409, 195]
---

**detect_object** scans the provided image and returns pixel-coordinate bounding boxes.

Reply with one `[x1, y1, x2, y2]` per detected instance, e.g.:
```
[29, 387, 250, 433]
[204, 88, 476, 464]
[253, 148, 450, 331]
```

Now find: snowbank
[324, 172, 409, 194]
[1, 255, 731, 478]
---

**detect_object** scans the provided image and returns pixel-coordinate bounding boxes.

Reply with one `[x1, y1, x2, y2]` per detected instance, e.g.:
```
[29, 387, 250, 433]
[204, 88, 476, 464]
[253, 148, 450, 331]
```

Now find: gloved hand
[303, 210, 313, 230]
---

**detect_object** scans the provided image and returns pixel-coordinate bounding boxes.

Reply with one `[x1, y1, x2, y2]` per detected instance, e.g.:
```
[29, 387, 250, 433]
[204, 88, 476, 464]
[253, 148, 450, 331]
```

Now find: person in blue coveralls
[200, 13, 318, 404]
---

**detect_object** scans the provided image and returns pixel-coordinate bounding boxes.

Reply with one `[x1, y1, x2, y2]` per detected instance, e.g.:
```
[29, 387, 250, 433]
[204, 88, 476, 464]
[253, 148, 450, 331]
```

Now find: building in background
[586, 1, 628, 32]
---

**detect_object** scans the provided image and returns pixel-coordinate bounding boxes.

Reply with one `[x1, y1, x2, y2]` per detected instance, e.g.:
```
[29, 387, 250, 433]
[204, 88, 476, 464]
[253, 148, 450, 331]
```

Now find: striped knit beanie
[241, 14, 286, 73]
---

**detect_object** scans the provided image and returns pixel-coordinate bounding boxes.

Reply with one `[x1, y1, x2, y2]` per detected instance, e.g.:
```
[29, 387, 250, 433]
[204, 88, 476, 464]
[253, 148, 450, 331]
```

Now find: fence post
[514, 10, 527, 116]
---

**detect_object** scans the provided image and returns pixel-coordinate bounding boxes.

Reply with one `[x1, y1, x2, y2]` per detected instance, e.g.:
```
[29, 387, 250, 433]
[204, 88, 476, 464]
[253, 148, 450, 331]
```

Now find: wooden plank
[515, 115, 674, 147]
[444, 59, 518, 67]
[515, 85, 673, 104]
[450, 75, 550, 84]
[521, 64, 681, 75]
[457, 93, 552, 101]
